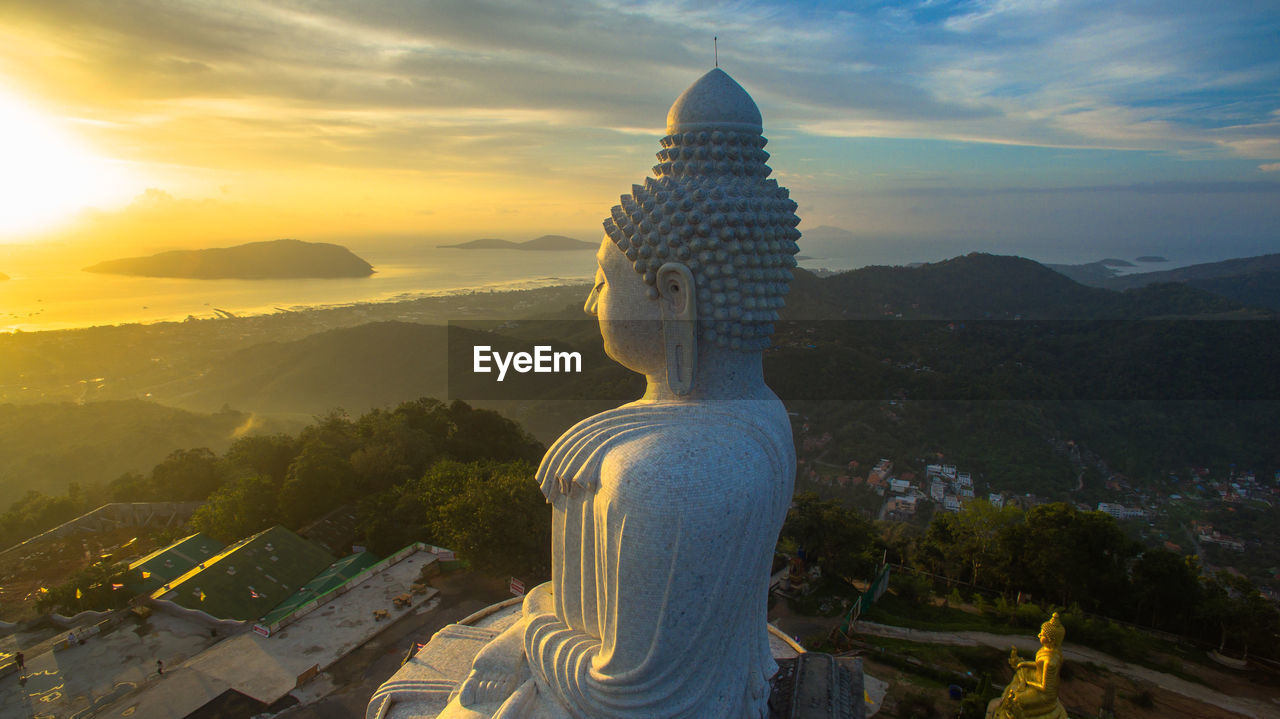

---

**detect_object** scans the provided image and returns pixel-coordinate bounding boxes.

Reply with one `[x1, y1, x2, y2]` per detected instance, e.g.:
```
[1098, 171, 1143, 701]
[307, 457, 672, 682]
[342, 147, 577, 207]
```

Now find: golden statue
[987, 612, 1068, 719]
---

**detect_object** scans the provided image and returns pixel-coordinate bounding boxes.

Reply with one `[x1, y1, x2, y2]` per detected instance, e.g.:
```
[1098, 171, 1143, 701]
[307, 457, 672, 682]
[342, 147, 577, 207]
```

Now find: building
[1097, 502, 1145, 521]
[151, 525, 335, 622]
[929, 479, 945, 502]
[887, 495, 917, 515]
[128, 533, 225, 595]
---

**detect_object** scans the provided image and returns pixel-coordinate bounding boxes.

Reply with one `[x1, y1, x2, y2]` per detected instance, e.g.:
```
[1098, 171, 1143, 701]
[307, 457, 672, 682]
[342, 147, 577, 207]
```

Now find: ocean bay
[0, 243, 596, 332]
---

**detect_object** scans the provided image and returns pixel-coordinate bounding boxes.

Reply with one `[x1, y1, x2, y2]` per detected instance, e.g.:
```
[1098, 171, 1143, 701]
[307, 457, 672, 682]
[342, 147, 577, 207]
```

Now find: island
[1135, 255, 1168, 263]
[83, 239, 375, 279]
[439, 234, 595, 251]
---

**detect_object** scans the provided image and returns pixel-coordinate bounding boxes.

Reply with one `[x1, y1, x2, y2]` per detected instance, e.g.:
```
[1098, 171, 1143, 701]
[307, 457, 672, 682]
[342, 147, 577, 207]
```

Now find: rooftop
[258, 549, 381, 627]
[153, 525, 334, 621]
[128, 532, 225, 595]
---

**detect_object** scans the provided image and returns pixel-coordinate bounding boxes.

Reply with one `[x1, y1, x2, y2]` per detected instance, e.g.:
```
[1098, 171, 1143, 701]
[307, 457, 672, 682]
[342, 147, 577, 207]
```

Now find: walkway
[854, 621, 1280, 719]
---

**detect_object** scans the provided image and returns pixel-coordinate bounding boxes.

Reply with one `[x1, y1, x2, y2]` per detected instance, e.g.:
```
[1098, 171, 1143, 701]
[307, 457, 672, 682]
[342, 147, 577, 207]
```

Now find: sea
[0, 233, 1244, 334]
[0, 242, 600, 333]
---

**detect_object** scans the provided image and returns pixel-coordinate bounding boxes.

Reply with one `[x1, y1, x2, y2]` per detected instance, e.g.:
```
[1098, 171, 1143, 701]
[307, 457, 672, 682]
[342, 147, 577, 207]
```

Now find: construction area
[0, 509, 451, 719]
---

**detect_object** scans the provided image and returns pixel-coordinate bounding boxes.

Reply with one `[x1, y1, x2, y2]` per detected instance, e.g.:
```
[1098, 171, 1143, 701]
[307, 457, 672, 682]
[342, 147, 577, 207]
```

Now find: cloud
[3, 0, 1276, 160]
[883, 180, 1280, 198]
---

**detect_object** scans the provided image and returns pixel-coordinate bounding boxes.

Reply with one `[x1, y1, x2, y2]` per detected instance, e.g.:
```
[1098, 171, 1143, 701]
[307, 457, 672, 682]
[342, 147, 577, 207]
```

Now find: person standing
[156, 659, 164, 676]
[14, 651, 23, 675]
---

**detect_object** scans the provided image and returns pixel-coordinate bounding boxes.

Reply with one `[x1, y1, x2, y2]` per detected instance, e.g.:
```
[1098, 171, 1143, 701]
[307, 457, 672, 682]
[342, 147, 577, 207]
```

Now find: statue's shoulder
[539, 400, 792, 502]
[600, 402, 792, 494]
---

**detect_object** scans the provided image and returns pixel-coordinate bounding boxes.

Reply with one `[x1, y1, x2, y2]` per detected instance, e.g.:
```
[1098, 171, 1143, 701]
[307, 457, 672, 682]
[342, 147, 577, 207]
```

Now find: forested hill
[83, 239, 374, 279]
[785, 253, 1264, 320]
[1048, 252, 1280, 310]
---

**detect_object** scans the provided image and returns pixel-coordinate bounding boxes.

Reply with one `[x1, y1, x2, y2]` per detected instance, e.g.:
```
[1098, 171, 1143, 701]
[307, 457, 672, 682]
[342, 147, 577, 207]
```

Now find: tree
[361, 459, 550, 579]
[223, 434, 300, 483]
[149, 447, 226, 500]
[998, 503, 1134, 612]
[189, 474, 281, 543]
[278, 443, 356, 527]
[781, 493, 880, 585]
[1128, 549, 1201, 632]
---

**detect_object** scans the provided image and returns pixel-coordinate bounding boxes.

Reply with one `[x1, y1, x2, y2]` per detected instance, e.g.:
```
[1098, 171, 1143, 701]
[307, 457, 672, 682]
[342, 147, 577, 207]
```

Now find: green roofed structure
[258, 550, 382, 628]
[151, 525, 335, 622]
[128, 533, 225, 595]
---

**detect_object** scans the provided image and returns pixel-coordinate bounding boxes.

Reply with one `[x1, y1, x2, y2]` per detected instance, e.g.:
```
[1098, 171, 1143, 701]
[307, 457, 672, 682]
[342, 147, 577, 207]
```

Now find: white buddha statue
[438, 68, 802, 719]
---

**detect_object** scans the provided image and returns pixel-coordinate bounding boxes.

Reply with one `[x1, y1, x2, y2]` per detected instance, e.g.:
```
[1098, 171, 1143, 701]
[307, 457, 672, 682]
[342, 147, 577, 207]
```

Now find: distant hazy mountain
[786, 253, 1258, 320]
[1048, 253, 1280, 310]
[440, 235, 595, 250]
[1135, 256, 1167, 263]
[0, 272, 7, 281]
[170, 321, 449, 415]
[1186, 269, 1280, 312]
[1101, 253, 1280, 290]
[83, 239, 375, 279]
[0, 400, 259, 508]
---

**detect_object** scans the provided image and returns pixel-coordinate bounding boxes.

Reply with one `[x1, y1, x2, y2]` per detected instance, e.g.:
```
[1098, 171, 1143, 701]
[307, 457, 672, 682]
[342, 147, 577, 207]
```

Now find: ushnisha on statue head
[586, 68, 802, 395]
[1038, 612, 1066, 649]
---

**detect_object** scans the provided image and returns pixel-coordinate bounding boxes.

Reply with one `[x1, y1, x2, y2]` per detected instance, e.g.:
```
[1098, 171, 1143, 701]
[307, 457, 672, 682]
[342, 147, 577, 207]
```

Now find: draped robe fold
[509, 399, 794, 719]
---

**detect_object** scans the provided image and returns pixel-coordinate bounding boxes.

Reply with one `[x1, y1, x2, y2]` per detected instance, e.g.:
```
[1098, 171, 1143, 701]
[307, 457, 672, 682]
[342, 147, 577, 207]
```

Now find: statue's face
[585, 236, 664, 376]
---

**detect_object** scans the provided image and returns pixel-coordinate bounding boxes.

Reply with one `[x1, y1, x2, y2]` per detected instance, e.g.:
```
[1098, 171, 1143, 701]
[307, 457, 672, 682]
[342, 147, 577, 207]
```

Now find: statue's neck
[641, 345, 774, 402]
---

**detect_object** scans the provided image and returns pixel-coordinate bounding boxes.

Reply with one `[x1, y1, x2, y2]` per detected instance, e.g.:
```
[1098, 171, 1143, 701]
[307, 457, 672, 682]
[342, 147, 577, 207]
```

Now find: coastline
[0, 273, 593, 335]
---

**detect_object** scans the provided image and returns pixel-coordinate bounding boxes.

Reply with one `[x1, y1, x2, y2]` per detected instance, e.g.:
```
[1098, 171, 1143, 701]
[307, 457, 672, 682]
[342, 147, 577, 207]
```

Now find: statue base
[985, 697, 1067, 719]
[367, 599, 869, 719]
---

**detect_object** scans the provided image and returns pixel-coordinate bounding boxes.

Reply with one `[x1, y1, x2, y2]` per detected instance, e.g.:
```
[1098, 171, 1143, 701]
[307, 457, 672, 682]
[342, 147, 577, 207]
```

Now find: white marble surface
[373, 67, 802, 719]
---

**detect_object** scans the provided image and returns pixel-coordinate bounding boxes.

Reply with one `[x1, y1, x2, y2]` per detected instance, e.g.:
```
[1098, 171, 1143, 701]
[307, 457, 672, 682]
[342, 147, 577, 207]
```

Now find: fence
[838, 564, 891, 635]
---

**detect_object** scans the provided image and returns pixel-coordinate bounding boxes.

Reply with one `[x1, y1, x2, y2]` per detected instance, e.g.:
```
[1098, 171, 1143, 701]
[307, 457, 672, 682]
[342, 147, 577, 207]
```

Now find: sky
[0, 0, 1278, 263]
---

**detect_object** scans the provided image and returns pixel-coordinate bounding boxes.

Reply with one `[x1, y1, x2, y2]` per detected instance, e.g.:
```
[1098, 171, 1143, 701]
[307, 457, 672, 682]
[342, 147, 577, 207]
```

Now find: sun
[0, 84, 139, 240]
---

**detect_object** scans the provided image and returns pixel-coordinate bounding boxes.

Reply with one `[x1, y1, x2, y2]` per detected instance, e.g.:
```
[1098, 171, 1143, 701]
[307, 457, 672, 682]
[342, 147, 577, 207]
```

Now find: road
[853, 620, 1280, 719]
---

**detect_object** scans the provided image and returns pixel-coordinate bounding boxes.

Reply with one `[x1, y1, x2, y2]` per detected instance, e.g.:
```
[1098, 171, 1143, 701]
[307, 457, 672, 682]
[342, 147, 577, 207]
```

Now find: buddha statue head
[585, 68, 802, 396]
[1038, 612, 1065, 649]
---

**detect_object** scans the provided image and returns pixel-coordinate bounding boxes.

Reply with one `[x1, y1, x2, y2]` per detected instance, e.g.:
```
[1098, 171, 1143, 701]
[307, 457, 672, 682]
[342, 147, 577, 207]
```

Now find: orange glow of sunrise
[0, 85, 142, 239]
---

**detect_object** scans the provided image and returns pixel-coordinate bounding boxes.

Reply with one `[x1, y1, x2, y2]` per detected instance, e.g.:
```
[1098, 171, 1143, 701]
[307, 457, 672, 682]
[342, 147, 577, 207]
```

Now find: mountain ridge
[83, 239, 375, 279]
[440, 235, 595, 251]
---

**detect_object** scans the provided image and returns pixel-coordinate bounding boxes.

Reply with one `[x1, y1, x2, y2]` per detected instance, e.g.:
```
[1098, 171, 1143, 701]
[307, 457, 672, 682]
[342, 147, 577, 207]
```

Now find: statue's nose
[584, 286, 600, 316]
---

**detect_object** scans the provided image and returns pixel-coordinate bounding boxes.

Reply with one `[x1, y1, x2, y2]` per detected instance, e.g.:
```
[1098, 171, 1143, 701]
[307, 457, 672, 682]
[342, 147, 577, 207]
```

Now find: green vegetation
[785, 497, 1280, 662]
[0, 401, 258, 515]
[38, 561, 142, 615]
[8, 398, 551, 593]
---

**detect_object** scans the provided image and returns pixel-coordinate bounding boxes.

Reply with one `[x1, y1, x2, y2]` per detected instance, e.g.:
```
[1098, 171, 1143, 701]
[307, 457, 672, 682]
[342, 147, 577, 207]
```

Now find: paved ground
[0, 613, 220, 719]
[854, 621, 1280, 719]
[277, 571, 511, 718]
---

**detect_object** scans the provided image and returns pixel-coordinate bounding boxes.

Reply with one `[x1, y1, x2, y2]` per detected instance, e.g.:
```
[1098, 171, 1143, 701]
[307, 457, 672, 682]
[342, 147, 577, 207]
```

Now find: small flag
[39, 587, 49, 594]
[199, 591, 207, 602]
[111, 583, 124, 590]
[141, 571, 151, 580]
[75, 588, 82, 599]
[249, 589, 262, 599]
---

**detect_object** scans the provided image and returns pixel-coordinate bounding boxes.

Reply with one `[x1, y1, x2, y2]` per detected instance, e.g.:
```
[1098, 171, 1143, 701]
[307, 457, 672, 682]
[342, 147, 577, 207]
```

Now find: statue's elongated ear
[656, 262, 697, 396]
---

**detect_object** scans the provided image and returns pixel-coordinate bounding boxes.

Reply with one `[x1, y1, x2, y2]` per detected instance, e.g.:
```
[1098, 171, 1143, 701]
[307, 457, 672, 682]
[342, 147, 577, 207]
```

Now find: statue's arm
[1022, 655, 1050, 691]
